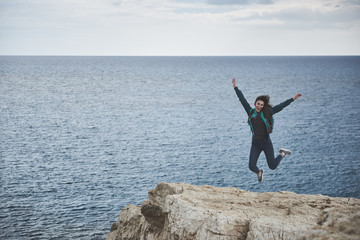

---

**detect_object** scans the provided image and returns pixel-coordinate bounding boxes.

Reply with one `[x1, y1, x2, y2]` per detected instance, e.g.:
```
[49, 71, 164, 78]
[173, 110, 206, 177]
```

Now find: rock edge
[106, 182, 360, 240]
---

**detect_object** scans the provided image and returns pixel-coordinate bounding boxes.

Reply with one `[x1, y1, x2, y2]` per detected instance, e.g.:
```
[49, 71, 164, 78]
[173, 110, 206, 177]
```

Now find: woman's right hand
[232, 78, 237, 88]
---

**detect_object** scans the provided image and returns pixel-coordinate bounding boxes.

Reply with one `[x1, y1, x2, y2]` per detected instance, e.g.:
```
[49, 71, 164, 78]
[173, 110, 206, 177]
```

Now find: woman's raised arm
[232, 78, 251, 114]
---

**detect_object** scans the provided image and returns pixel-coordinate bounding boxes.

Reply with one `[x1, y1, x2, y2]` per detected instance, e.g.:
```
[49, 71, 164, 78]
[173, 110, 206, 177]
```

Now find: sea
[1, 56, 360, 239]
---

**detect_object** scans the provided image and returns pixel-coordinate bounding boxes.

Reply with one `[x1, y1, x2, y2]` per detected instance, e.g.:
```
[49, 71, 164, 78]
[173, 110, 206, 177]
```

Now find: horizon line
[1, 54, 359, 57]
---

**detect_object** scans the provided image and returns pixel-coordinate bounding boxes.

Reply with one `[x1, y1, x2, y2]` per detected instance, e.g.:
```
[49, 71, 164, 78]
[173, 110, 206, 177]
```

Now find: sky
[0, 0, 359, 56]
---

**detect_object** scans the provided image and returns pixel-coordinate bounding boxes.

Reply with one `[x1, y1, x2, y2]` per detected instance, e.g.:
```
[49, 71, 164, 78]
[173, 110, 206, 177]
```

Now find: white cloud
[207, 0, 274, 5]
[0, 0, 359, 55]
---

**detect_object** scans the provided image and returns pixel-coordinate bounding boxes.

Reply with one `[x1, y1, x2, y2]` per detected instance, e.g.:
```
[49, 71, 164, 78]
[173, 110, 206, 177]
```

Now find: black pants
[249, 137, 283, 174]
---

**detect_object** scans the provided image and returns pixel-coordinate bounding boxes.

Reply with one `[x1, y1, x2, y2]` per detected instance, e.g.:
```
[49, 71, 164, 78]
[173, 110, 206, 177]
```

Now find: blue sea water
[1, 56, 359, 239]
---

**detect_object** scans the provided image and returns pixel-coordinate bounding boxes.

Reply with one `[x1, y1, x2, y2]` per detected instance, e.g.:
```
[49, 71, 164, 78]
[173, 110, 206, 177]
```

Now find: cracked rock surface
[106, 182, 360, 240]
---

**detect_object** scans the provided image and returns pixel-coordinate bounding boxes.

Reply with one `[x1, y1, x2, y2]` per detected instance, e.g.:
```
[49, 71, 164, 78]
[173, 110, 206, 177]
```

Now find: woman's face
[255, 100, 264, 112]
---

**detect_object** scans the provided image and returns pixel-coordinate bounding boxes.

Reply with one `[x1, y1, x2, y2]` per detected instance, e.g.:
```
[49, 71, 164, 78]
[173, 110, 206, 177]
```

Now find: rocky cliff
[106, 182, 360, 240]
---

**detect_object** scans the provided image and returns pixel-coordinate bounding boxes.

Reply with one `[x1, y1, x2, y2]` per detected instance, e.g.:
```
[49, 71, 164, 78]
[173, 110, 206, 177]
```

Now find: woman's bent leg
[264, 138, 283, 170]
[249, 140, 262, 174]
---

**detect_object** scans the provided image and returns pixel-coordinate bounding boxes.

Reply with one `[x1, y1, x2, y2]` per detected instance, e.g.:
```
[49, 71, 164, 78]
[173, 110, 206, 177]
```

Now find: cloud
[0, 0, 359, 55]
[168, 0, 360, 31]
[207, 0, 274, 5]
[225, 1, 360, 30]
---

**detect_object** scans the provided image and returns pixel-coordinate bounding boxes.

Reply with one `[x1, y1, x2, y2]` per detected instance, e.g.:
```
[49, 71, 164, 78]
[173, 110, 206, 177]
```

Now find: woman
[232, 78, 302, 182]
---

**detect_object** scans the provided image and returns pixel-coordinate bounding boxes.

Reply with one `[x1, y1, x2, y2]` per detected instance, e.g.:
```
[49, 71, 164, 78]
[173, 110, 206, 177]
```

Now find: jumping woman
[232, 78, 302, 182]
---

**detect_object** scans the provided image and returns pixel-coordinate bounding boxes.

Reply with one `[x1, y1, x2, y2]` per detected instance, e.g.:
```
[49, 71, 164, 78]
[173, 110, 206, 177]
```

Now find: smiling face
[255, 100, 264, 112]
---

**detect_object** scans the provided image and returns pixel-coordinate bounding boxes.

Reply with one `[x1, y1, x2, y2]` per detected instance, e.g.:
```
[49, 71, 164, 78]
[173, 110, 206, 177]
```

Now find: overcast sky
[0, 0, 359, 56]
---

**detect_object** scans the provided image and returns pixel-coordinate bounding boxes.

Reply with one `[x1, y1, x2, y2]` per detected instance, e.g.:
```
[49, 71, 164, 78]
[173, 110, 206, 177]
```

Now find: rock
[106, 182, 360, 240]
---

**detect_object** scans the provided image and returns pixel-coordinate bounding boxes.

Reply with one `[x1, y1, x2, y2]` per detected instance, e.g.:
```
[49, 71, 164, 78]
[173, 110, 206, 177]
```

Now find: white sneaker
[279, 148, 291, 156]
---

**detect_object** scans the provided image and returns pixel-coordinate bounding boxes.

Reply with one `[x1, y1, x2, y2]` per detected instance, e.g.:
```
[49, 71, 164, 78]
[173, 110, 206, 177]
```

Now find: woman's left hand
[293, 94, 302, 100]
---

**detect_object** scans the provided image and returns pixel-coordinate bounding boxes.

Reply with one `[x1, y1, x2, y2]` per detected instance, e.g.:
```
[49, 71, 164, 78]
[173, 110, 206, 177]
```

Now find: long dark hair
[255, 95, 273, 119]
